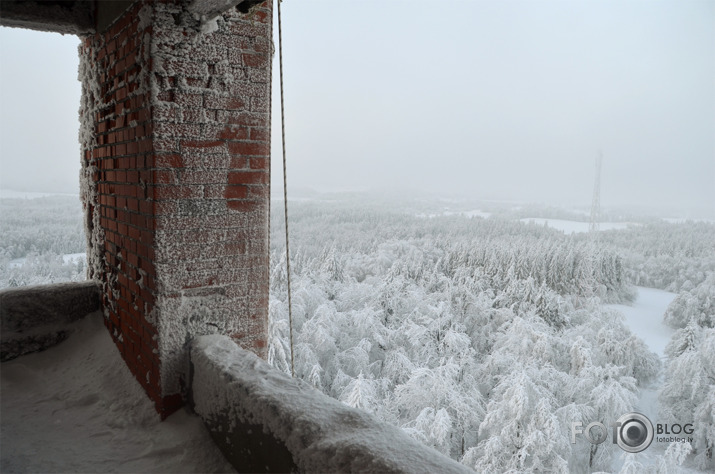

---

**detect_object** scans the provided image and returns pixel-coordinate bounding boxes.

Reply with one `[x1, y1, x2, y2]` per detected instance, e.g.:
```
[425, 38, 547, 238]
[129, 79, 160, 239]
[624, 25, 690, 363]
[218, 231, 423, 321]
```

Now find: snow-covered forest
[660, 273, 715, 470]
[2, 193, 714, 471]
[0, 195, 86, 288]
[267, 196, 715, 472]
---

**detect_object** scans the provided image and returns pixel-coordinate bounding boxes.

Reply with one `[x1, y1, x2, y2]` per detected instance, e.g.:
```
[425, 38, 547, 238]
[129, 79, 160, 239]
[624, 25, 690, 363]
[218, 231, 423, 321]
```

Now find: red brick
[220, 241, 247, 255]
[218, 126, 249, 140]
[128, 226, 141, 241]
[155, 153, 183, 168]
[227, 200, 261, 212]
[250, 9, 270, 24]
[229, 156, 247, 169]
[249, 157, 268, 170]
[224, 111, 269, 127]
[154, 170, 176, 185]
[139, 200, 153, 215]
[253, 36, 271, 53]
[249, 127, 269, 141]
[227, 141, 268, 156]
[227, 170, 267, 185]
[248, 185, 269, 199]
[224, 185, 248, 199]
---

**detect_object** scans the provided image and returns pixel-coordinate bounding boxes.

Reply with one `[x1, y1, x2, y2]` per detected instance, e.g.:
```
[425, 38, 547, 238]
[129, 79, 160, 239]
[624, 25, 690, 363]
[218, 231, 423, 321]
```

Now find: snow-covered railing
[190, 335, 472, 473]
[0, 281, 101, 361]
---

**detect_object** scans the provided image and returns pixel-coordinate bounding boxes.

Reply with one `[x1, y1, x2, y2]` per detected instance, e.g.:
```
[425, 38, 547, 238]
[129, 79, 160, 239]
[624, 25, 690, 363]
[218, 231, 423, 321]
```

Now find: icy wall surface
[191, 334, 472, 474]
[79, 0, 272, 416]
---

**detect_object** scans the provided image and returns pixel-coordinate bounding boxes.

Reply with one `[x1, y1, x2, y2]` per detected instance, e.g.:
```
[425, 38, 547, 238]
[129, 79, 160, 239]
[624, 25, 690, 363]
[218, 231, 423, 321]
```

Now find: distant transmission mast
[589, 152, 602, 233]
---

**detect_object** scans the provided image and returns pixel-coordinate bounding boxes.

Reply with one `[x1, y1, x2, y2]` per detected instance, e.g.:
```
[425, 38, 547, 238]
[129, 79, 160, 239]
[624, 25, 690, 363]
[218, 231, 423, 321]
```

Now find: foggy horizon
[1, 0, 713, 218]
[1, 3, 715, 470]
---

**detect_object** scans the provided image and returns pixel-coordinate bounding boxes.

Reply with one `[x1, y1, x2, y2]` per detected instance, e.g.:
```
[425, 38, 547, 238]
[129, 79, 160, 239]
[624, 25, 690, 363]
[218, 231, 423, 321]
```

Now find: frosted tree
[339, 372, 379, 414]
[320, 246, 346, 282]
[402, 407, 453, 456]
[654, 441, 692, 473]
[692, 383, 715, 469]
[660, 326, 709, 422]
[488, 315, 564, 369]
[380, 349, 415, 386]
[470, 366, 570, 472]
[393, 363, 484, 457]
[688, 328, 715, 469]
[579, 364, 638, 470]
[569, 336, 593, 376]
[267, 298, 291, 375]
[262, 198, 706, 468]
[659, 326, 715, 469]
[664, 319, 701, 359]
[664, 273, 715, 329]
[618, 453, 648, 474]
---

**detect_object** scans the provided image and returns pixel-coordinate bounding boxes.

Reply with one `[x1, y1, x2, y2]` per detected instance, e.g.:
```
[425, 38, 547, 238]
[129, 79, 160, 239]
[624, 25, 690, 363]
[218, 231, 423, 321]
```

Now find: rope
[276, 0, 295, 378]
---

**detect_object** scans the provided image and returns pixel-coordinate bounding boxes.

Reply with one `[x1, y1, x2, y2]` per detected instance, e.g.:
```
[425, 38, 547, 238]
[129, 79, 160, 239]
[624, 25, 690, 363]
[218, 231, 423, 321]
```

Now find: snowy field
[0, 190, 79, 199]
[662, 217, 715, 224]
[0, 313, 235, 473]
[608, 287, 691, 473]
[609, 287, 677, 358]
[8, 252, 86, 269]
[520, 217, 633, 234]
[417, 209, 491, 219]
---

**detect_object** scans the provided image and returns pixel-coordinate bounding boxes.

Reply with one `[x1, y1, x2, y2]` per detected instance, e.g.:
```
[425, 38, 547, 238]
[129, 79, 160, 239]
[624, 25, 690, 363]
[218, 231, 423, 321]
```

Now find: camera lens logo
[615, 413, 654, 453]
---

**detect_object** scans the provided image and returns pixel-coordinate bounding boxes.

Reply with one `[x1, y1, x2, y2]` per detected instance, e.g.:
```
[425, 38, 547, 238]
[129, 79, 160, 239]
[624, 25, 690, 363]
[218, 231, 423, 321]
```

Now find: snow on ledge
[1, 281, 101, 361]
[190, 335, 472, 473]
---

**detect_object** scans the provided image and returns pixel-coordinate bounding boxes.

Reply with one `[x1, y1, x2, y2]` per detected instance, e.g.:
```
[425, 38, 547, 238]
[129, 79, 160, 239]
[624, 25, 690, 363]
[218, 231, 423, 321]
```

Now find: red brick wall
[79, 0, 272, 418]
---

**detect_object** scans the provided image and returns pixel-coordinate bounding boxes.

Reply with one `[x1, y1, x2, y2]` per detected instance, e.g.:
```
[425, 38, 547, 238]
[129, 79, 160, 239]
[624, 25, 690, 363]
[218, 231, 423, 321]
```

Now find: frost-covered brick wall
[78, 0, 272, 418]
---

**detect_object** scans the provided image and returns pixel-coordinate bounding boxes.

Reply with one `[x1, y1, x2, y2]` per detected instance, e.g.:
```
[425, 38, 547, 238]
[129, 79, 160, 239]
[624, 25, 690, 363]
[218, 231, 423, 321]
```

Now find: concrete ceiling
[0, 0, 94, 35]
[0, 0, 263, 36]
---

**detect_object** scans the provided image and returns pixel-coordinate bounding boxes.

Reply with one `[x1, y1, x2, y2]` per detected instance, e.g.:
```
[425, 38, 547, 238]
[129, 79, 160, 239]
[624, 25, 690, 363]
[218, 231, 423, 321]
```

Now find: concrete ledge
[1, 281, 101, 361]
[190, 335, 472, 473]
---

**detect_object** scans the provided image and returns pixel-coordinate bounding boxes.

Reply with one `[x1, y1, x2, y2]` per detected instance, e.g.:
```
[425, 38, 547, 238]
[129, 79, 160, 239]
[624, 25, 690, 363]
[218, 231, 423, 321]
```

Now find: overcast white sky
[1, 0, 713, 215]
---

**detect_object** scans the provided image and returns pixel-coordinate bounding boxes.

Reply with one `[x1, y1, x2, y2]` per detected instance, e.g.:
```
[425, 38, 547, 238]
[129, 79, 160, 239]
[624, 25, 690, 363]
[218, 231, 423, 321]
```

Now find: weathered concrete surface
[0, 281, 101, 361]
[191, 335, 473, 474]
[0, 0, 261, 35]
[188, 0, 264, 19]
[0, 0, 94, 35]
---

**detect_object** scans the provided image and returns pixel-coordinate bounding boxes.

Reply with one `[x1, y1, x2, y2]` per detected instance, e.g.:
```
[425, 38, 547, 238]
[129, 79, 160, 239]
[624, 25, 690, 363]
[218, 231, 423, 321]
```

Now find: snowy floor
[0, 312, 235, 473]
[607, 287, 677, 472]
